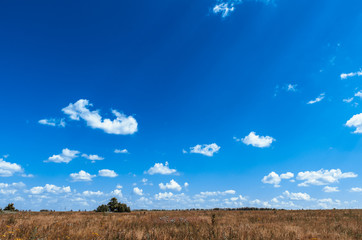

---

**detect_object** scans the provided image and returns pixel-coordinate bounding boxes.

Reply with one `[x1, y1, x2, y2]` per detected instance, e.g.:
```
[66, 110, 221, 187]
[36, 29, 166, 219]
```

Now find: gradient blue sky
[0, 0, 362, 210]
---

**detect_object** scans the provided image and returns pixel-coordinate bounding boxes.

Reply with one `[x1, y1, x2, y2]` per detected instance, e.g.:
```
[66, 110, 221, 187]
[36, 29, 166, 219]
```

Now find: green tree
[4, 203, 17, 211]
[95, 198, 130, 213]
[95, 204, 109, 212]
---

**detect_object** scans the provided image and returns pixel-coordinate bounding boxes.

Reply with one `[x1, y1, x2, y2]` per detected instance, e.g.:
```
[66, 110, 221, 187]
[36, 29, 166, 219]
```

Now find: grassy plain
[0, 209, 361, 239]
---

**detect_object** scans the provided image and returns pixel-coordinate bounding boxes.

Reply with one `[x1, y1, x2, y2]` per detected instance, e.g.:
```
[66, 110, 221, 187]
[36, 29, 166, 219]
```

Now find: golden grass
[0, 209, 361, 239]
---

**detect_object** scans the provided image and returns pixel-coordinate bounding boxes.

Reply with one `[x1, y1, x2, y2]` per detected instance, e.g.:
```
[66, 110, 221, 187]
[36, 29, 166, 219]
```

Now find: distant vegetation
[1, 203, 18, 212]
[95, 197, 131, 213]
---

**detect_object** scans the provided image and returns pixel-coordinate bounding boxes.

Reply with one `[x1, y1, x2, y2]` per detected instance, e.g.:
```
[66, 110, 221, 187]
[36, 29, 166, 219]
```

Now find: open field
[0, 209, 361, 239]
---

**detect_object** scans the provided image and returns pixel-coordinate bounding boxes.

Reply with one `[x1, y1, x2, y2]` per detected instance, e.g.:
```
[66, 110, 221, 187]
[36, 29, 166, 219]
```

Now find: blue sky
[0, 0, 362, 210]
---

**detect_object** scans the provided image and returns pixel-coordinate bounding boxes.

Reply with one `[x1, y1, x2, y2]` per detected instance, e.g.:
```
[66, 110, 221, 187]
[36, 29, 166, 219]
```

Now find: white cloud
[0, 158, 23, 177]
[238, 132, 275, 148]
[307, 93, 325, 104]
[213, 3, 235, 18]
[262, 171, 294, 187]
[38, 118, 65, 127]
[197, 190, 236, 198]
[283, 191, 311, 201]
[146, 162, 177, 175]
[133, 187, 143, 196]
[30, 184, 71, 195]
[83, 190, 103, 196]
[111, 189, 123, 198]
[262, 172, 281, 187]
[159, 179, 182, 191]
[46, 148, 80, 163]
[70, 170, 96, 182]
[350, 187, 362, 192]
[189, 143, 220, 157]
[98, 169, 118, 178]
[355, 91, 362, 98]
[114, 149, 128, 154]
[154, 192, 174, 200]
[286, 84, 297, 92]
[343, 97, 354, 103]
[184, 182, 189, 188]
[81, 154, 104, 162]
[230, 195, 247, 201]
[346, 113, 362, 133]
[62, 99, 138, 135]
[340, 70, 362, 79]
[323, 186, 339, 193]
[296, 169, 357, 187]
[212, 0, 272, 18]
[0, 182, 25, 195]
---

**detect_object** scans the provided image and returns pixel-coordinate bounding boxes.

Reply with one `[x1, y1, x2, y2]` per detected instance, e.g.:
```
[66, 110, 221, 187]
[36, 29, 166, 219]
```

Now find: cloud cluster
[62, 99, 138, 135]
[296, 169, 357, 187]
[346, 113, 362, 133]
[46, 148, 80, 163]
[262, 172, 294, 187]
[340, 70, 362, 79]
[0, 158, 23, 177]
[146, 162, 177, 175]
[29, 184, 71, 195]
[38, 118, 65, 127]
[236, 132, 275, 148]
[159, 179, 182, 191]
[70, 170, 96, 182]
[189, 143, 220, 157]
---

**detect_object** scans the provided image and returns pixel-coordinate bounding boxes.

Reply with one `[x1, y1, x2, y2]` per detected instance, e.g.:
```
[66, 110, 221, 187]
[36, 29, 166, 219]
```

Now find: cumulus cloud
[146, 162, 177, 175]
[307, 93, 325, 104]
[283, 191, 311, 201]
[62, 99, 137, 135]
[296, 169, 357, 187]
[46, 148, 80, 163]
[346, 113, 362, 133]
[70, 170, 96, 182]
[0, 158, 23, 177]
[114, 149, 128, 154]
[98, 169, 118, 178]
[111, 189, 123, 198]
[262, 171, 294, 187]
[189, 143, 220, 157]
[29, 184, 71, 195]
[38, 118, 65, 127]
[81, 154, 104, 162]
[133, 187, 143, 196]
[159, 179, 182, 192]
[350, 187, 362, 192]
[0, 182, 25, 195]
[340, 70, 362, 79]
[237, 132, 275, 148]
[154, 192, 174, 200]
[323, 186, 339, 193]
[83, 190, 103, 196]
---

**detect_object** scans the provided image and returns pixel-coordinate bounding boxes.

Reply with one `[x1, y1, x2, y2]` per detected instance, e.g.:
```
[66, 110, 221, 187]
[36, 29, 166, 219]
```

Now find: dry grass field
[0, 209, 361, 240]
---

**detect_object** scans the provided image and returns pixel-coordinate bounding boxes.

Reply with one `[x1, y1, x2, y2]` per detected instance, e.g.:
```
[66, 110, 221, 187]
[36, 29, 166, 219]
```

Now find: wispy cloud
[38, 118, 65, 127]
[212, 0, 273, 18]
[340, 70, 362, 79]
[307, 93, 325, 104]
[62, 99, 138, 135]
